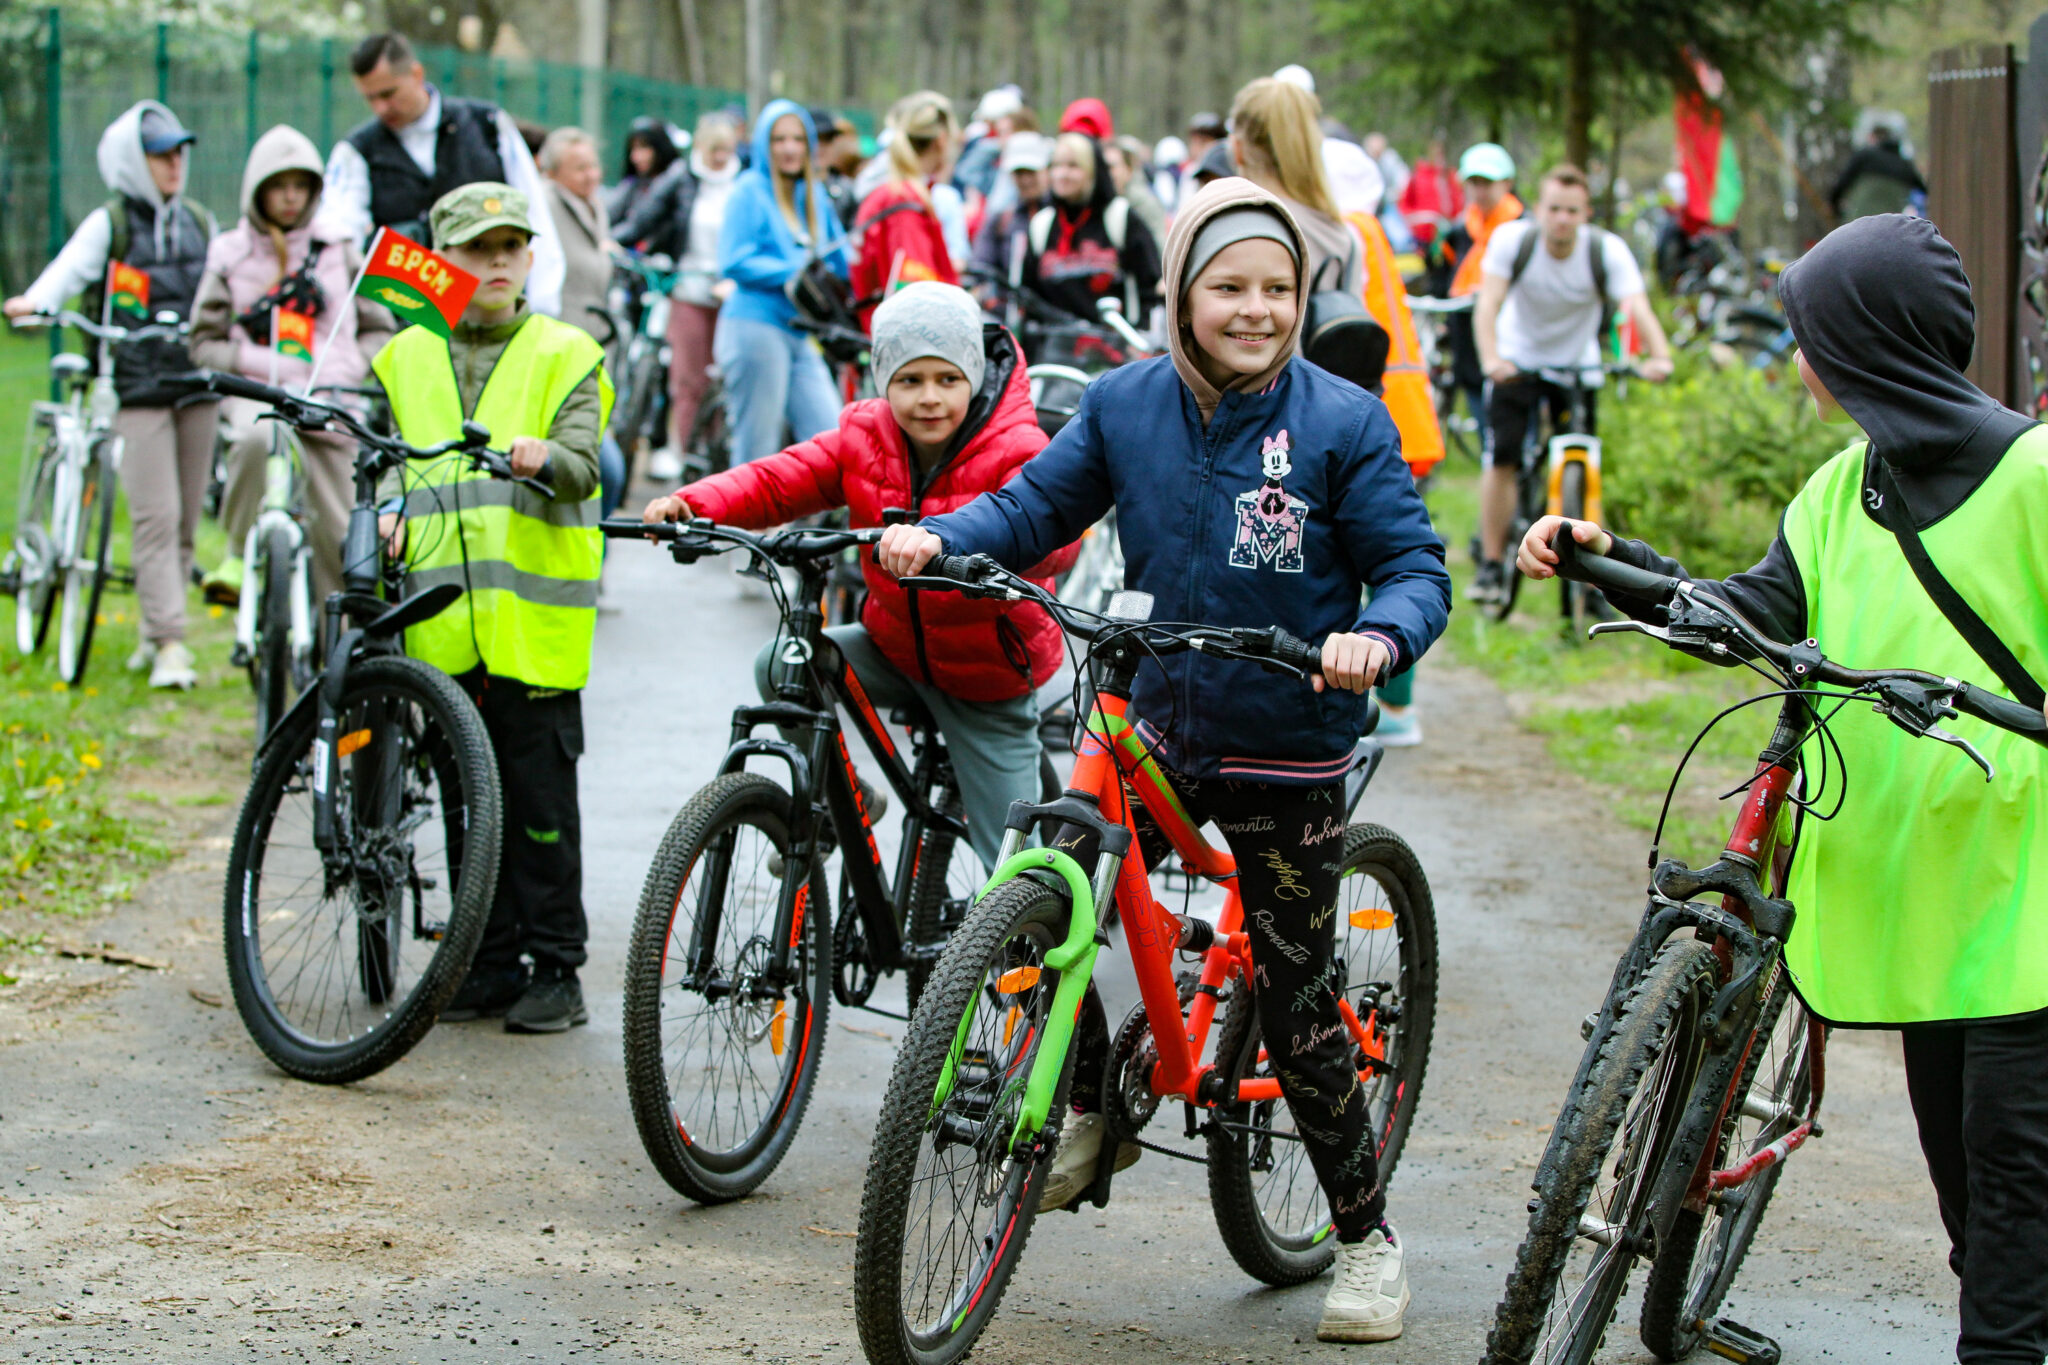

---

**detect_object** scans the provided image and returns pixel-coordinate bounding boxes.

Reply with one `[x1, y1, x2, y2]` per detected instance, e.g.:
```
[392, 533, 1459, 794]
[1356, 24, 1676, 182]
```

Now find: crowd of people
[7, 31, 2045, 1363]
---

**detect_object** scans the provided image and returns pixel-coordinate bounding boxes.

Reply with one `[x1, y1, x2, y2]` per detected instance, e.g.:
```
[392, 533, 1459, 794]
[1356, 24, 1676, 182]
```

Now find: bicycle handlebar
[600, 515, 882, 565]
[1404, 294, 1474, 315]
[11, 309, 188, 343]
[1547, 523, 2048, 754]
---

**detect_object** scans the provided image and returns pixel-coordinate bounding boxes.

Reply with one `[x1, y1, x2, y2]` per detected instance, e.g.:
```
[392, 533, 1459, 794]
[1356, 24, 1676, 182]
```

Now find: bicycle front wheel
[1556, 460, 1594, 638]
[222, 654, 501, 1083]
[621, 772, 831, 1204]
[1637, 975, 1815, 1360]
[250, 524, 297, 739]
[14, 434, 62, 656]
[1484, 937, 1719, 1365]
[56, 444, 116, 684]
[1207, 823, 1438, 1285]
[854, 875, 1073, 1365]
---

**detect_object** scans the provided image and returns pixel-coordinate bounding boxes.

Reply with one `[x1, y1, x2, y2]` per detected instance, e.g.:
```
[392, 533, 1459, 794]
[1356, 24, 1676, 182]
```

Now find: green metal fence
[0, 8, 746, 296]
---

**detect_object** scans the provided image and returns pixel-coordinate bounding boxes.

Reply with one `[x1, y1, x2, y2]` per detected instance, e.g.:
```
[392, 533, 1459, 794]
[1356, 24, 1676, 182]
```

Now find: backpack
[1508, 222, 1614, 351]
[1028, 199, 1138, 318]
[1301, 231, 1390, 393]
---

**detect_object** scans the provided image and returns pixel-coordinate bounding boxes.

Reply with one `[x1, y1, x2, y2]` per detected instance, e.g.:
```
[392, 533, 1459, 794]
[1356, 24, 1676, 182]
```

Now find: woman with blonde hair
[852, 91, 960, 320]
[1019, 130, 1161, 329]
[1230, 75, 1445, 745]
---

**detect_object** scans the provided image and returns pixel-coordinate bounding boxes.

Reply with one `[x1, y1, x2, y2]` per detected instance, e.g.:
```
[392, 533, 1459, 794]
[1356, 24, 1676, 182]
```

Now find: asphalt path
[2, 537, 1956, 1363]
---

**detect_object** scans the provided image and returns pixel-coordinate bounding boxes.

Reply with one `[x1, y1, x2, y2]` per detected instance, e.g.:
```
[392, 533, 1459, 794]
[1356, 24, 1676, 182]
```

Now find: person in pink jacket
[189, 124, 393, 608]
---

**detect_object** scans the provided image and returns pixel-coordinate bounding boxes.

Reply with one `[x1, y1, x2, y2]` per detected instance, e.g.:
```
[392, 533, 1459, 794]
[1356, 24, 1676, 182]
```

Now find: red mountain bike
[1483, 533, 2047, 1365]
[851, 555, 1436, 1365]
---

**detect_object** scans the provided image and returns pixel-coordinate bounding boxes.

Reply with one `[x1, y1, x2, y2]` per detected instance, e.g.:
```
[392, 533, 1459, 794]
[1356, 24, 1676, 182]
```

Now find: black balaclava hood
[1778, 213, 2034, 524]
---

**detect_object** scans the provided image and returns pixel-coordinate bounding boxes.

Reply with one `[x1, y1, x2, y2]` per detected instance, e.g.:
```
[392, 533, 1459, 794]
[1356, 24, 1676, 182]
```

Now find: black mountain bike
[169, 371, 525, 1084]
[1483, 533, 2048, 1365]
[1487, 365, 1629, 634]
[603, 515, 1057, 1204]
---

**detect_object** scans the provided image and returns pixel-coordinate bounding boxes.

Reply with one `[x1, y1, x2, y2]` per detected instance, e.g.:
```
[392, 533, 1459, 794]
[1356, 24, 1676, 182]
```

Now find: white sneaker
[1375, 704, 1423, 748]
[147, 641, 198, 691]
[1317, 1224, 1409, 1342]
[646, 449, 684, 481]
[1039, 1110, 1139, 1209]
[125, 640, 158, 673]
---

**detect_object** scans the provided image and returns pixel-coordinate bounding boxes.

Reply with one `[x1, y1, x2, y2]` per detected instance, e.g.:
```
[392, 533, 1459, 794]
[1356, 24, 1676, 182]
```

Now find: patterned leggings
[1072, 766, 1385, 1241]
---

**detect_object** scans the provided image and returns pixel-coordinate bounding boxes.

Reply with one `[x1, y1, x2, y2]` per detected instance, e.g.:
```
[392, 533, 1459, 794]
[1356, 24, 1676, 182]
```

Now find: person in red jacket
[644, 282, 1075, 864]
[851, 91, 959, 327]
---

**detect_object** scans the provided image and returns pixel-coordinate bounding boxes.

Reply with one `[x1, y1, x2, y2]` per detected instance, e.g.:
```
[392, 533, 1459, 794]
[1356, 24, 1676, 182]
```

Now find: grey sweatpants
[754, 624, 1042, 868]
[114, 401, 218, 646]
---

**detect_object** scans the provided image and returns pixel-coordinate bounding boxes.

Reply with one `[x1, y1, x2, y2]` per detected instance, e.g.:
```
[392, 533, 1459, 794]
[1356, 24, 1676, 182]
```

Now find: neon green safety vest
[371, 316, 614, 691]
[1780, 427, 2048, 1025]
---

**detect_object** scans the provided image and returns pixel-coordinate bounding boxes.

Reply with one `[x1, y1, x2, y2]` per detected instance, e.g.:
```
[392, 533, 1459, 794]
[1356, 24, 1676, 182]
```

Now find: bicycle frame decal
[841, 663, 897, 762]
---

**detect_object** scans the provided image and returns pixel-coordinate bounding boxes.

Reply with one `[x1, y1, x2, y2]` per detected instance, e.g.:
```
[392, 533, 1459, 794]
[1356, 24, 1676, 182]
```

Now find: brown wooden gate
[1929, 43, 2019, 409]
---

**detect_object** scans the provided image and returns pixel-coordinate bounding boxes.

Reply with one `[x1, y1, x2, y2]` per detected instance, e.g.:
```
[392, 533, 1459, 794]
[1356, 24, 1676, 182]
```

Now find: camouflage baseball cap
[429, 183, 535, 249]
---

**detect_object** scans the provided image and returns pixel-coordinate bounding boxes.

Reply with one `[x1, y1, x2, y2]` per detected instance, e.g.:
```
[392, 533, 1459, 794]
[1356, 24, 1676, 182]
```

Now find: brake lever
[1588, 619, 1670, 643]
[1870, 679, 1997, 782]
[1924, 724, 1996, 781]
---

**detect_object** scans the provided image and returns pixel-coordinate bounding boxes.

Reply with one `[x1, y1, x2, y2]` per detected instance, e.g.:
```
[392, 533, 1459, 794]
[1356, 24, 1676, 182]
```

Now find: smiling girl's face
[1184, 237, 1298, 388]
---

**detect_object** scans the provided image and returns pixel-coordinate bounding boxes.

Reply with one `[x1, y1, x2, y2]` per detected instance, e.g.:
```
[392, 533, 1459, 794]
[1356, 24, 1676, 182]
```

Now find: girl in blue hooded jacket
[878, 176, 1450, 1343]
[715, 100, 849, 464]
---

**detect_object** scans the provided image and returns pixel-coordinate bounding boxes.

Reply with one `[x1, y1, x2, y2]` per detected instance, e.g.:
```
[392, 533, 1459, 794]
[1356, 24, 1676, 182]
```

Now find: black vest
[91, 196, 214, 407]
[344, 95, 506, 245]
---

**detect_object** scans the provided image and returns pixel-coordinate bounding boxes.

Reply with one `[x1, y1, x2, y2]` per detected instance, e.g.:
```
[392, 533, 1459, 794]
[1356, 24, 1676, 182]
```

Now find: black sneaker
[1464, 560, 1504, 603]
[440, 962, 529, 1021]
[504, 968, 590, 1034]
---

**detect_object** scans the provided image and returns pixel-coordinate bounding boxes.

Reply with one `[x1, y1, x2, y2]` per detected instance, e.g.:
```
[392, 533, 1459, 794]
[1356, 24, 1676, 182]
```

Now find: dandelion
[6, 724, 19, 735]
[12, 819, 25, 830]
[38, 818, 51, 831]
[44, 778, 61, 794]
[208, 605, 224, 619]
[47, 683, 62, 694]
[83, 687, 98, 698]
[78, 754, 100, 770]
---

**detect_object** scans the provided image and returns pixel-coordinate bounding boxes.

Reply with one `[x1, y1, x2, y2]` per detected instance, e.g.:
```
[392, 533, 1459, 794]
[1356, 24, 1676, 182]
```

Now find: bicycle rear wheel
[1484, 937, 1719, 1365]
[622, 772, 830, 1204]
[1208, 824, 1438, 1285]
[1638, 975, 1815, 1360]
[14, 435, 62, 656]
[55, 441, 116, 686]
[222, 654, 500, 1083]
[250, 524, 296, 739]
[854, 875, 1073, 1365]
[902, 771, 989, 1014]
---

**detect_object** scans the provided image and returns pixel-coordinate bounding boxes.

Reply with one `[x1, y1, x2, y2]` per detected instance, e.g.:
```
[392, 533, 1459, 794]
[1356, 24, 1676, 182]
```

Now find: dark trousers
[1902, 1010, 2048, 1365]
[1485, 373, 1597, 473]
[1073, 767, 1382, 1240]
[458, 670, 588, 975]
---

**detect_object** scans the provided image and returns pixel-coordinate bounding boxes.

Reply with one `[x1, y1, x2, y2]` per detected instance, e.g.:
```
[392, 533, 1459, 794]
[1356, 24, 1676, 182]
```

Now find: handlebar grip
[169, 370, 282, 405]
[1269, 629, 1324, 676]
[601, 516, 672, 540]
[1953, 683, 2048, 743]
[929, 555, 984, 583]
[1551, 525, 1678, 599]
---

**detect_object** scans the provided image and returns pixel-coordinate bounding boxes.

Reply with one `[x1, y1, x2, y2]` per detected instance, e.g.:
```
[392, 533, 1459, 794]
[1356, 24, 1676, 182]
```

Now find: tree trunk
[1564, 0, 1594, 169]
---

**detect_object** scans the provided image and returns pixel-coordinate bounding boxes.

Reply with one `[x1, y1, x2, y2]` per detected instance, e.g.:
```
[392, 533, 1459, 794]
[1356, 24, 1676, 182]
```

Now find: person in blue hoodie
[716, 100, 850, 464]
[877, 176, 1449, 1344]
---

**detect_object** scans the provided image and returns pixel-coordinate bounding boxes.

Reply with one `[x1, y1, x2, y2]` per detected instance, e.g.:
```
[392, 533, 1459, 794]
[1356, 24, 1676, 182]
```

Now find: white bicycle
[7, 310, 184, 686]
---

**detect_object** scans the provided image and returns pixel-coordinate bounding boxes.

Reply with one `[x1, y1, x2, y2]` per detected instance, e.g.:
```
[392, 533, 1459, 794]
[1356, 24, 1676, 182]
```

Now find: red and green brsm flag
[107, 261, 149, 317]
[356, 228, 478, 337]
[274, 306, 315, 362]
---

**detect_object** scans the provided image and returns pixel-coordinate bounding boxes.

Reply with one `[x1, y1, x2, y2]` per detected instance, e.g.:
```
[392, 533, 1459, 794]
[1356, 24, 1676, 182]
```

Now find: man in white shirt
[323, 32, 563, 318]
[1469, 163, 1673, 601]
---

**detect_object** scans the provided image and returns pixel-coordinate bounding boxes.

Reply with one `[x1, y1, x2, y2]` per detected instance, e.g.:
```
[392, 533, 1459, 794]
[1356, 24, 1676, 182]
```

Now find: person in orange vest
[1437, 144, 1524, 466]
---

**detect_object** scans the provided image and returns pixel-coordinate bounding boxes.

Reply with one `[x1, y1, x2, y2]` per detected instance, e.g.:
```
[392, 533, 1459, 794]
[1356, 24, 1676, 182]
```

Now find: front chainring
[831, 874, 878, 1007]
[1104, 971, 1202, 1142]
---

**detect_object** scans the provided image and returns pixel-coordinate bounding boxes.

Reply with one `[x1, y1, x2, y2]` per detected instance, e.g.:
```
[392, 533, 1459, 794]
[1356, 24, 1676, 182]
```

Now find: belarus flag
[107, 261, 150, 317]
[274, 306, 315, 362]
[356, 228, 478, 337]
[1675, 55, 1743, 237]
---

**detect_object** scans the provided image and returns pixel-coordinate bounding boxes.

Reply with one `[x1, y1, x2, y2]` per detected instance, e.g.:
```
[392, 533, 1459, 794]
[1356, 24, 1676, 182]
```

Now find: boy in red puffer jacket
[644, 281, 1077, 863]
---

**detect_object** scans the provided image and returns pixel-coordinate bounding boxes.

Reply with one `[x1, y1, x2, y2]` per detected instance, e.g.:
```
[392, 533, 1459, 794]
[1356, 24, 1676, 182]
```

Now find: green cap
[429, 182, 535, 249]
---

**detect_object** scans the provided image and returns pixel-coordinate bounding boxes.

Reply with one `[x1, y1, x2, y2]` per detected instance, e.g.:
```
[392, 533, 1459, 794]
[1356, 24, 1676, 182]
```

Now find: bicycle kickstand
[1703, 1317, 1782, 1364]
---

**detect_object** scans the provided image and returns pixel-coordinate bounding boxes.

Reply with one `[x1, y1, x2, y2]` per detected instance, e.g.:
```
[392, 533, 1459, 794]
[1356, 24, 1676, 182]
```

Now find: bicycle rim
[252, 526, 295, 739]
[56, 450, 114, 685]
[224, 656, 498, 1082]
[15, 439, 61, 655]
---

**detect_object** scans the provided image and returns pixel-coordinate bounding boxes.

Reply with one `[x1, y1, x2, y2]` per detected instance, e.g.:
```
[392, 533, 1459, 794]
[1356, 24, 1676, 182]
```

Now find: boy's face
[1185, 238, 1298, 382]
[887, 358, 973, 453]
[1464, 176, 1507, 213]
[1797, 350, 1848, 424]
[444, 227, 534, 315]
[1536, 181, 1589, 252]
[147, 147, 187, 199]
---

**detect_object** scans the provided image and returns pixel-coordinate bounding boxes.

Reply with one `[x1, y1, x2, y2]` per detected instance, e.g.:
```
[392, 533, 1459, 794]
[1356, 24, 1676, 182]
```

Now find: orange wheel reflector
[1003, 1005, 1022, 1048]
[1349, 907, 1396, 930]
[770, 1001, 787, 1056]
[336, 728, 373, 758]
[995, 966, 1041, 994]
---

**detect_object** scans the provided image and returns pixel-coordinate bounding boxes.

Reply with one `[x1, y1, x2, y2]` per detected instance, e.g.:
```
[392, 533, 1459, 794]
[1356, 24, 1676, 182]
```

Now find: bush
[1598, 354, 1845, 580]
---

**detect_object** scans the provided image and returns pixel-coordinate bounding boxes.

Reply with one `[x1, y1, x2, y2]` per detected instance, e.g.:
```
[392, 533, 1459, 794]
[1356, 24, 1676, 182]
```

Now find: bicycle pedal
[1703, 1318, 1781, 1364]
[229, 645, 251, 668]
[1580, 1011, 1598, 1040]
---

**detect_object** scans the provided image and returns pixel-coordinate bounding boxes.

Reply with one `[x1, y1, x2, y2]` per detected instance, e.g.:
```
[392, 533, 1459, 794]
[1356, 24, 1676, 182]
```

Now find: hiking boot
[1463, 560, 1503, 603]
[148, 641, 198, 691]
[1040, 1110, 1139, 1209]
[504, 967, 590, 1034]
[440, 962, 530, 1021]
[1317, 1224, 1409, 1342]
[202, 556, 244, 607]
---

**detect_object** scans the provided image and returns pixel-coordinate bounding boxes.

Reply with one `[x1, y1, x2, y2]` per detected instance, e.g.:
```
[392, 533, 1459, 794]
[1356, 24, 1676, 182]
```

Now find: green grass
[1421, 457, 1782, 860]
[0, 330, 251, 923]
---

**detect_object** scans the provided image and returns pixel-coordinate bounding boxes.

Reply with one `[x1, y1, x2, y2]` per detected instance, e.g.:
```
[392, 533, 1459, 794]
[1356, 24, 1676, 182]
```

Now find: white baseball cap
[999, 131, 1052, 174]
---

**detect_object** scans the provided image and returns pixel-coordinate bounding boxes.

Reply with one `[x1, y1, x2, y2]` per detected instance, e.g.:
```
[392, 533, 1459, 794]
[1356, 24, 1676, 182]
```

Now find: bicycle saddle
[48, 353, 89, 386]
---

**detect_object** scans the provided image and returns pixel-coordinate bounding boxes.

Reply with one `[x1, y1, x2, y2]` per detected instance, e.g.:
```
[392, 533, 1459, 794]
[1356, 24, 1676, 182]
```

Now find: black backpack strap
[1507, 224, 1538, 288]
[1880, 461, 2047, 710]
[1586, 225, 1610, 323]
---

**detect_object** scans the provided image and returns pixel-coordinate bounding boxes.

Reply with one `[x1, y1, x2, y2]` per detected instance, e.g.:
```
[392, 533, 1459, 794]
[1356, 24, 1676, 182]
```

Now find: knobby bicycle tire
[252, 524, 296, 740]
[15, 433, 62, 657]
[1484, 937, 1719, 1365]
[1637, 971, 1813, 1360]
[222, 654, 501, 1083]
[622, 772, 831, 1204]
[854, 875, 1073, 1365]
[1207, 823, 1438, 1286]
[56, 443, 116, 686]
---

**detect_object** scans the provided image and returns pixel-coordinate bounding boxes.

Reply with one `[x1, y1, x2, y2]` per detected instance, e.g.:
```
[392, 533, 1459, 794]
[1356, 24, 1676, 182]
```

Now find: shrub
[1598, 354, 1844, 580]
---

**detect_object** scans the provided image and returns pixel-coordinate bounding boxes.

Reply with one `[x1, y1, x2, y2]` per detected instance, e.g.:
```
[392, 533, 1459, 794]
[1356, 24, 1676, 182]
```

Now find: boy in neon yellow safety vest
[1521, 215, 2048, 1365]
[372, 183, 613, 1033]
